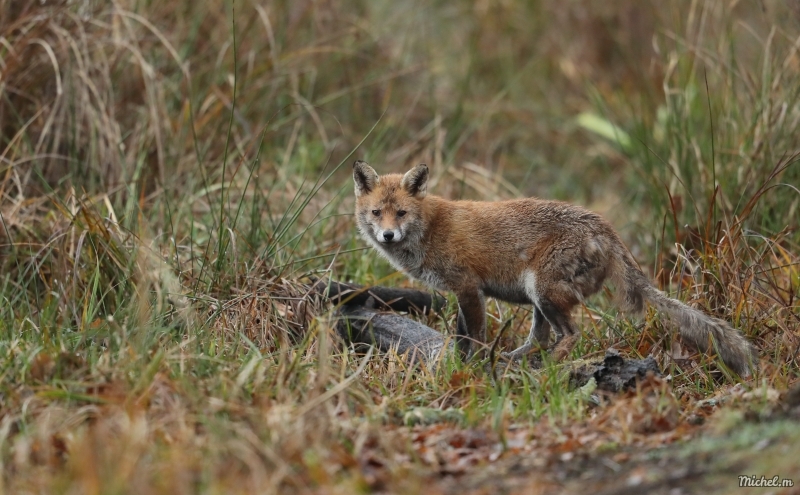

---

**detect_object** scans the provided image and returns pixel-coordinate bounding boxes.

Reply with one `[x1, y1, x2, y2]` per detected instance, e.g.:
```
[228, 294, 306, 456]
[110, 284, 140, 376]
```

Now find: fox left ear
[401, 164, 429, 198]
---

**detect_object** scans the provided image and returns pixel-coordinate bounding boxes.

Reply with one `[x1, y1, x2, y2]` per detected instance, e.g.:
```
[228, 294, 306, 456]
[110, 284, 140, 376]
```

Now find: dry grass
[1, 0, 799, 493]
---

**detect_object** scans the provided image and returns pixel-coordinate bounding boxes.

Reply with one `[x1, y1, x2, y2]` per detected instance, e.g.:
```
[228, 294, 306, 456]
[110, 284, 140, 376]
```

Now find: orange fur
[353, 161, 755, 376]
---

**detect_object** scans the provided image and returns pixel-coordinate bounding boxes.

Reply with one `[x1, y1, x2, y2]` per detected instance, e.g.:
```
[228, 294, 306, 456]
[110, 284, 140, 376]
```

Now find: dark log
[336, 304, 452, 366]
[568, 348, 662, 393]
[310, 278, 446, 314]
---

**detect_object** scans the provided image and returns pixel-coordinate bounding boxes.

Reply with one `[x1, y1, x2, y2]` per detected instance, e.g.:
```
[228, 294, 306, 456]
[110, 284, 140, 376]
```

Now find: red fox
[353, 160, 756, 376]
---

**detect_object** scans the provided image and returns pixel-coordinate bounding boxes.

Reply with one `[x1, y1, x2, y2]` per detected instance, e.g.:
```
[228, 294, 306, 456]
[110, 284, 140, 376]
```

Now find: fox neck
[370, 226, 426, 272]
[373, 240, 423, 274]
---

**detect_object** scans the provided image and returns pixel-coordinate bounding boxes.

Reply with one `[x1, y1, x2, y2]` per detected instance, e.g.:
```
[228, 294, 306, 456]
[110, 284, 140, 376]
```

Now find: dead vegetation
[1, 0, 799, 493]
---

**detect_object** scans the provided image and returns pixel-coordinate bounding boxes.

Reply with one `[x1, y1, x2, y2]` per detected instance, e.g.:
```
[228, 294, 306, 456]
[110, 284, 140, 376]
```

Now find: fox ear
[353, 160, 378, 197]
[401, 164, 429, 198]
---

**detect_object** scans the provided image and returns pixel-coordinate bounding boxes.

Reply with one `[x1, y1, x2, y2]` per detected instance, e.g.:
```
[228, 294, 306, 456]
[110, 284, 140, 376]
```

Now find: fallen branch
[335, 303, 452, 366]
[310, 278, 447, 315]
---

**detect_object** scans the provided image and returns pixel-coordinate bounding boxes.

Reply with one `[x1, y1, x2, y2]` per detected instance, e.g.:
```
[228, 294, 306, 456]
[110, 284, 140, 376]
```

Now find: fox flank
[352, 160, 757, 377]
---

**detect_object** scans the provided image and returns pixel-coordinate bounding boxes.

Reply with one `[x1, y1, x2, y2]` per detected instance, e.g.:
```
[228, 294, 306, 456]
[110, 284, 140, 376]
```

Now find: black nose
[383, 231, 394, 241]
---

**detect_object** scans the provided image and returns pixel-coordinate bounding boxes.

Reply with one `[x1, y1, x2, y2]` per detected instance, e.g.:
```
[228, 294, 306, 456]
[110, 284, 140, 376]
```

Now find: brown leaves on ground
[344, 375, 703, 493]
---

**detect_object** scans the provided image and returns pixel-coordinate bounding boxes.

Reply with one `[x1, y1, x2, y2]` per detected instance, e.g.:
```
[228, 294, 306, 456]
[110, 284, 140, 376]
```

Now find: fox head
[353, 160, 429, 247]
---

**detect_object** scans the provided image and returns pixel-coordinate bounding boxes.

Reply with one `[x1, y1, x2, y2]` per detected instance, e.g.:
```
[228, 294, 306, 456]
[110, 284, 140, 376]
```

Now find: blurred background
[2, 0, 800, 289]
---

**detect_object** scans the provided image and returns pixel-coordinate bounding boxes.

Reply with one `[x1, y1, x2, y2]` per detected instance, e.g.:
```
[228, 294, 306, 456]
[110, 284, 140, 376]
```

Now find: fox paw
[552, 335, 578, 362]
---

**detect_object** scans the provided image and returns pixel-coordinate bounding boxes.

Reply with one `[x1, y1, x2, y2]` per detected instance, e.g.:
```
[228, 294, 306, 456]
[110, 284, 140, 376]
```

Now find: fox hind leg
[532, 306, 552, 346]
[537, 297, 580, 361]
[504, 307, 551, 359]
[504, 270, 581, 362]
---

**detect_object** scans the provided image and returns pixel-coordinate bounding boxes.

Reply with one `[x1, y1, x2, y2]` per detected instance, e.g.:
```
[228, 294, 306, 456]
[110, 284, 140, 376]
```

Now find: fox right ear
[353, 160, 378, 197]
[401, 163, 429, 198]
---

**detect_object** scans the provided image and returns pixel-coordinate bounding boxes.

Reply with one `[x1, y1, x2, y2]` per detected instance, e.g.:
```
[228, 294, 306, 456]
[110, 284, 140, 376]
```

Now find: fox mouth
[376, 232, 403, 244]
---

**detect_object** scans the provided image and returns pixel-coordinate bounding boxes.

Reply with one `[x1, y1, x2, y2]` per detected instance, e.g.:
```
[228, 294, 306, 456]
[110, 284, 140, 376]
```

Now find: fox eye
[371, 209, 381, 216]
[397, 210, 407, 217]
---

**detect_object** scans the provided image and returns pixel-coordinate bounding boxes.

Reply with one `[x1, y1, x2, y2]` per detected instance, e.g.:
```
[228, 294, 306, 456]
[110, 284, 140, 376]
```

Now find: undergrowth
[0, 0, 798, 493]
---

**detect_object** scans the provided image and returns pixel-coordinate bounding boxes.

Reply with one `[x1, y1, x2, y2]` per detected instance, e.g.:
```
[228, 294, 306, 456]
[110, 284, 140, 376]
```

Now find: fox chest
[376, 247, 447, 290]
[407, 266, 449, 291]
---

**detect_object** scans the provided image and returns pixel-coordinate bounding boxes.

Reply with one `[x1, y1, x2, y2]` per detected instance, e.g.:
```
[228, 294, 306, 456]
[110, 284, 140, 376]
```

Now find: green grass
[1, 0, 799, 493]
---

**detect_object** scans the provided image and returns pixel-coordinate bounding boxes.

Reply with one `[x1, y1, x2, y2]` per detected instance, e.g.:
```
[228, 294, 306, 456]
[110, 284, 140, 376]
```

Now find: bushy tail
[609, 248, 756, 377]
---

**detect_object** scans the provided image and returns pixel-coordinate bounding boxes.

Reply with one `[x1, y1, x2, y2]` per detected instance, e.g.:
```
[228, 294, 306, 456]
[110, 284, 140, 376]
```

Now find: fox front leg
[455, 287, 487, 361]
